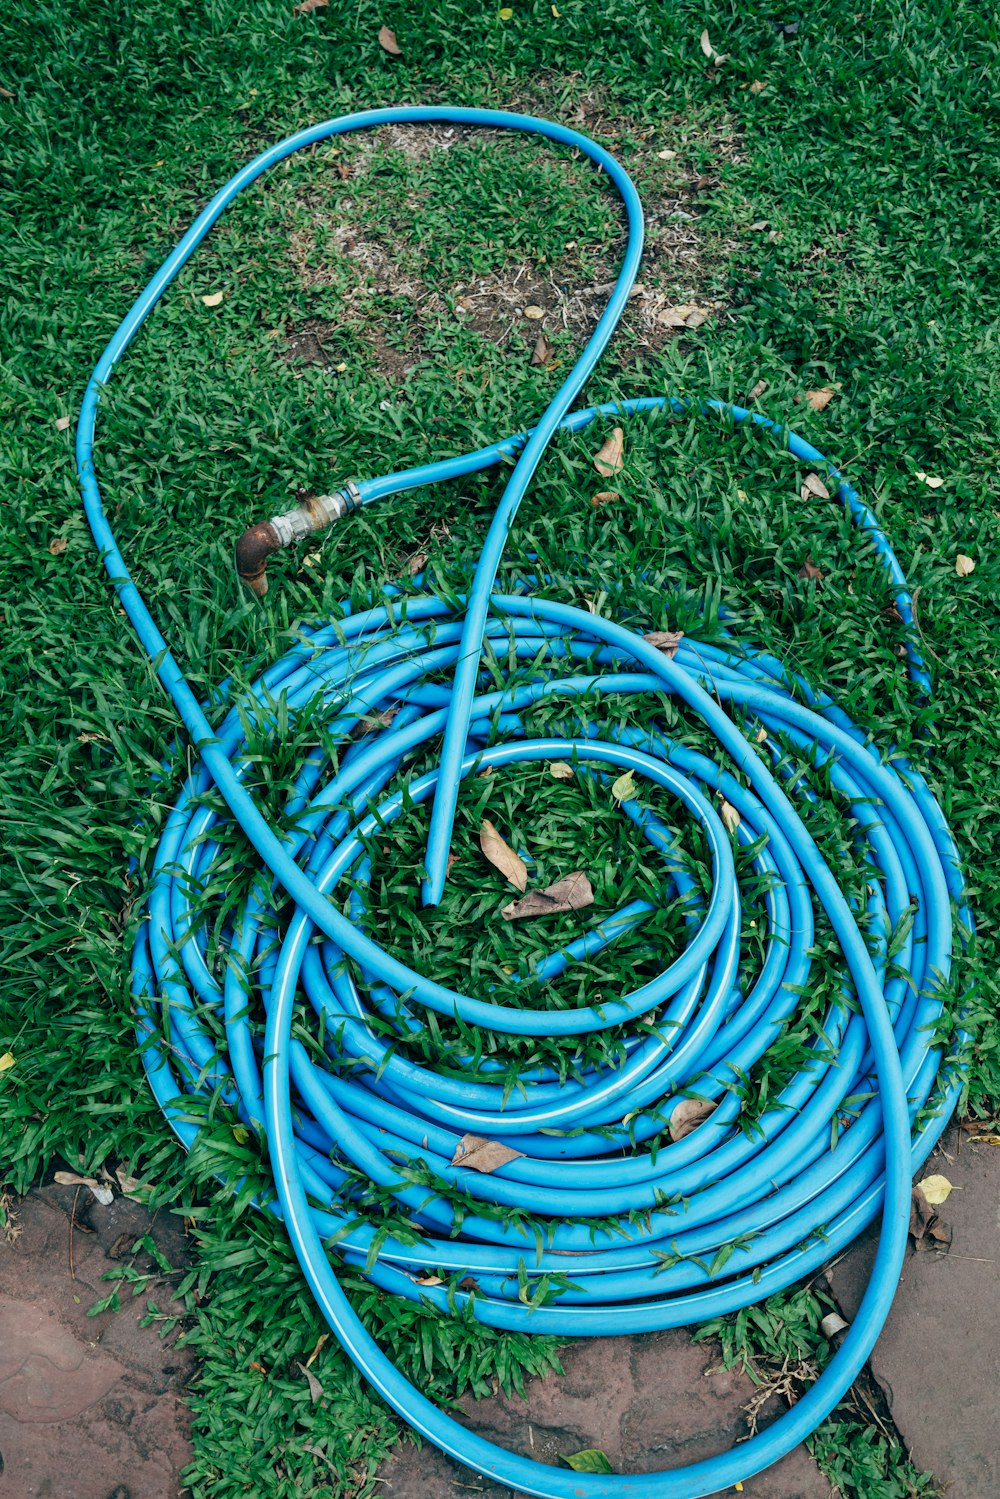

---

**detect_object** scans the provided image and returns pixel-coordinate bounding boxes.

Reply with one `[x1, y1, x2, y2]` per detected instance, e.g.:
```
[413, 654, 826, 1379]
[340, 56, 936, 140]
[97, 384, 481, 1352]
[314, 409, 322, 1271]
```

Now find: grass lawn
[2, 2, 999, 1496]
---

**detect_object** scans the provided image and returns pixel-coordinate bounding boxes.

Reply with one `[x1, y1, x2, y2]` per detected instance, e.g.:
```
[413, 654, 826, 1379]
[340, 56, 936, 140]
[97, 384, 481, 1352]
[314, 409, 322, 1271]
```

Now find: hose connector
[235, 483, 362, 597]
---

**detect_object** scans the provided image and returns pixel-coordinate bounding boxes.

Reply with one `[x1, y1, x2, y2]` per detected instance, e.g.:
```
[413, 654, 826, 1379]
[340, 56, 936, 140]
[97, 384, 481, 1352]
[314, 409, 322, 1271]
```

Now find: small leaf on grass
[798, 554, 824, 583]
[498, 6, 513, 17]
[0, 1052, 14, 1072]
[548, 761, 574, 780]
[657, 148, 677, 160]
[659, 302, 710, 330]
[293, 0, 328, 11]
[699, 29, 728, 63]
[451, 1134, 524, 1172]
[305, 1333, 329, 1369]
[669, 1097, 717, 1141]
[918, 1173, 953, 1206]
[643, 629, 684, 659]
[530, 332, 554, 366]
[719, 798, 741, 835]
[748, 379, 767, 400]
[956, 554, 975, 577]
[916, 471, 945, 489]
[748, 78, 767, 93]
[404, 549, 429, 577]
[297, 1361, 325, 1403]
[480, 819, 528, 892]
[798, 387, 836, 412]
[48, 536, 67, 555]
[523, 305, 545, 321]
[594, 426, 624, 476]
[561, 1449, 615, 1474]
[114, 1167, 149, 1200]
[800, 473, 831, 500]
[821, 1311, 849, 1339]
[611, 770, 636, 803]
[377, 24, 402, 53]
[55, 414, 71, 431]
[501, 871, 594, 922]
[590, 489, 621, 508]
[200, 291, 225, 307]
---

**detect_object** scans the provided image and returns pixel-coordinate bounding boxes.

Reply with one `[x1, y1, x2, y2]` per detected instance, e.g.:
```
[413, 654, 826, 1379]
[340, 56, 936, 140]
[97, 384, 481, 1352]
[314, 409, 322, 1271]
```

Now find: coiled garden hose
[78, 109, 971, 1497]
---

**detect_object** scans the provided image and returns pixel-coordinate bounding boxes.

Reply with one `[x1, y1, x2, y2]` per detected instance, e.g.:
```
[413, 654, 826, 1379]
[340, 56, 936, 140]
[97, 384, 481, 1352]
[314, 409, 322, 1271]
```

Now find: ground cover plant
[1, 2, 998, 1496]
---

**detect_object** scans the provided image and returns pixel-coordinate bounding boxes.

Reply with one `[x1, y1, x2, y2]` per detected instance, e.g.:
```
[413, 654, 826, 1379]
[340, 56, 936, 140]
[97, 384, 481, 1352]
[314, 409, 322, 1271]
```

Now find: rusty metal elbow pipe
[235, 483, 361, 597]
[235, 521, 282, 598]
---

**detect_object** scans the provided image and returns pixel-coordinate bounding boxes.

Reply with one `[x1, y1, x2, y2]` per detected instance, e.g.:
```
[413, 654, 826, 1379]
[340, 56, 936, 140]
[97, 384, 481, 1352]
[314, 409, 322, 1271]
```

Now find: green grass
[2, 1, 999, 1496]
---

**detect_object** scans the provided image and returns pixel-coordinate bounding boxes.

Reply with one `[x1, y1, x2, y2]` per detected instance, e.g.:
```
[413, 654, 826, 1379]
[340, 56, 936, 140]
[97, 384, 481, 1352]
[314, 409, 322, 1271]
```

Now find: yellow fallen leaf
[0, 1052, 15, 1073]
[498, 5, 513, 16]
[594, 426, 624, 477]
[611, 770, 636, 803]
[201, 291, 225, 307]
[523, 304, 544, 320]
[719, 798, 741, 835]
[955, 554, 975, 577]
[551, 3, 560, 13]
[918, 1173, 953, 1206]
[548, 761, 574, 780]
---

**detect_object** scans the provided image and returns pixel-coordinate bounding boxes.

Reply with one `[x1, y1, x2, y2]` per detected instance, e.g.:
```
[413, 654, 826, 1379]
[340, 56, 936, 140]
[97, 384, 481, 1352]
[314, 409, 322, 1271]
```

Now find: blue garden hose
[77, 109, 971, 1496]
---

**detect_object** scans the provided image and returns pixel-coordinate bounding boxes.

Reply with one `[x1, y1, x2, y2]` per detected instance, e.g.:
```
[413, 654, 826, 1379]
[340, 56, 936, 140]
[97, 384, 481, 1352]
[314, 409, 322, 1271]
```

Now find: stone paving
[2, 1129, 998, 1498]
[0, 1181, 194, 1499]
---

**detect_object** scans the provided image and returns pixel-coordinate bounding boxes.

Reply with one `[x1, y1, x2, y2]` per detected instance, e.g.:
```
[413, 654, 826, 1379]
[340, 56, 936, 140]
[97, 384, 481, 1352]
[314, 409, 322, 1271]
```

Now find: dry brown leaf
[350, 705, 399, 739]
[719, 798, 741, 835]
[755, 726, 768, 744]
[669, 1097, 717, 1142]
[748, 379, 767, 400]
[699, 29, 727, 63]
[910, 1183, 952, 1251]
[659, 302, 710, 330]
[297, 1361, 325, 1403]
[114, 1167, 149, 1200]
[404, 549, 429, 576]
[450, 1134, 524, 1173]
[657, 148, 678, 161]
[0, 86, 14, 99]
[53, 1171, 113, 1205]
[799, 387, 836, 412]
[415, 1273, 444, 1286]
[548, 761, 574, 780]
[377, 24, 402, 53]
[643, 629, 684, 659]
[956, 554, 975, 578]
[590, 489, 621, 508]
[480, 819, 528, 892]
[293, 0, 328, 11]
[501, 871, 594, 922]
[594, 427, 624, 477]
[304, 1333, 328, 1369]
[749, 79, 767, 93]
[530, 332, 554, 366]
[798, 554, 824, 583]
[801, 473, 831, 500]
[48, 536, 67, 556]
[200, 291, 225, 307]
[55, 414, 71, 431]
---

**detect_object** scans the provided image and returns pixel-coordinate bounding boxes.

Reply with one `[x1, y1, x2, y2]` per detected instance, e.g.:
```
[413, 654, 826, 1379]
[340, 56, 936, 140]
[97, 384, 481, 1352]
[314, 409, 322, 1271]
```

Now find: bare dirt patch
[279, 86, 742, 381]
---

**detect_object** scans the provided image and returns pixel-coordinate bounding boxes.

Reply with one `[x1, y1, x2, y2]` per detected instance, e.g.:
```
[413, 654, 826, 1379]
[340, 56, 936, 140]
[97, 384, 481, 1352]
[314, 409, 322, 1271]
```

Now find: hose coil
[79, 109, 969, 1497]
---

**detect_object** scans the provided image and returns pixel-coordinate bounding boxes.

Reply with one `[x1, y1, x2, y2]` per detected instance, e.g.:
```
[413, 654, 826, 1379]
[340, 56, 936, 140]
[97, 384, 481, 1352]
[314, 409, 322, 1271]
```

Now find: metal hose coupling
[235, 482, 362, 597]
